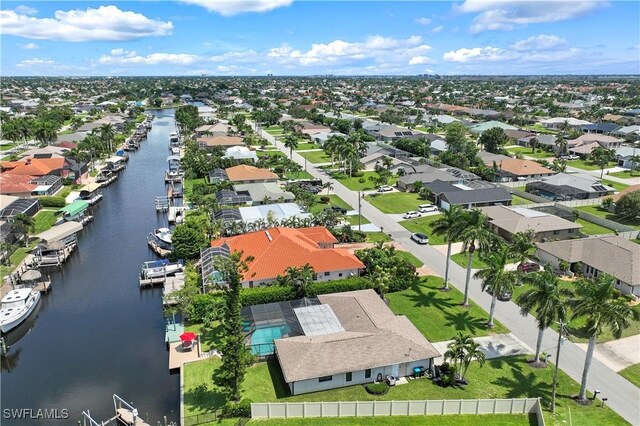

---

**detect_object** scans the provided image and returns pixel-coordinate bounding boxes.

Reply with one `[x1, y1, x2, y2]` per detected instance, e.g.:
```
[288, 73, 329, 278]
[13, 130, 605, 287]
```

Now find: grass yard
[264, 126, 284, 135]
[283, 170, 314, 180]
[387, 276, 508, 341]
[250, 414, 535, 425]
[183, 178, 206, 199]
[0, 243, 36, 278]
[364, 192, 424, 214]
[507, 146, 555, 160]
[619, 363, 640, 388]
[185, 321, 224, 352]
[607, 170, 640, 179]
[34, 210, 57, 234]
[602, 179, 630, 192]
[566, 159, 616, 171]
[0, 142, 17, 150]
[257, 150, 286, 159]
[345, 214, 370, 226]
[575, 218, 616, 235]
[310, 194, 352, 214]
[394, 250, 424, 267]
[299, 150, 333, 164]
[511, 195, 532, 206]
[451, 251, 488, 270]
[576, 205, 640, 230]
[294, 143, 320, 151]
[185, 353, 626, 426]
[332, 171, 399, 191]
[365, 232, 392, 243]
[399, 214, 459, 246]
[57, 185, 73, 198]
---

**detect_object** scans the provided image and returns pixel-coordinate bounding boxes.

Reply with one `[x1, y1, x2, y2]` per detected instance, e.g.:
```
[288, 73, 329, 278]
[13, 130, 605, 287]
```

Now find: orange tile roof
[196, 135, 244, 147]
[225, 165, 278, 182]
[0, 174, 36, 194]
[210, 227, 364, 282]
[2, 157, 65, 176]
[498, 159, 553, 176]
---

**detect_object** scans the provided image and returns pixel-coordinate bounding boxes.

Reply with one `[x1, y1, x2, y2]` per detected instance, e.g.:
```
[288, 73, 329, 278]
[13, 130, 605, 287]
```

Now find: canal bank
[1, 109, 180, 424]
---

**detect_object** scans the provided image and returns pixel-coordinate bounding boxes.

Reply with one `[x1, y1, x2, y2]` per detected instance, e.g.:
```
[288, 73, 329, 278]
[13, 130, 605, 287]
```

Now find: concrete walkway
[251, 121, 640, 425]
[432, 333, 532, 363]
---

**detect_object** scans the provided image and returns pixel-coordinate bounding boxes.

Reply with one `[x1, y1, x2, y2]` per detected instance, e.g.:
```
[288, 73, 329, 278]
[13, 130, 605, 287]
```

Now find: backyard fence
[251, 398, 545, 425]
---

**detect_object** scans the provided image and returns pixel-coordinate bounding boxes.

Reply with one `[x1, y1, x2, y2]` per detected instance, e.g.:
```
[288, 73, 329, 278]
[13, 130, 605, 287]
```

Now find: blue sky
[1, 1, 638, 76]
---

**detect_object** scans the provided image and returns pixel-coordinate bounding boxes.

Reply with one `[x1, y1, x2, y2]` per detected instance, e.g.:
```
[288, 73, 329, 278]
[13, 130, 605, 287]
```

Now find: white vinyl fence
[252, 398, 545, 425]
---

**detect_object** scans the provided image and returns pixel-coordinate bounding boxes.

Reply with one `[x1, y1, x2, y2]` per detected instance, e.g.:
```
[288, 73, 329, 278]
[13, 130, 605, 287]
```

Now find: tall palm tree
[517, 264, 570, 365]
[12, 213, 35, 247]
[33, 121, 58, 146]
[458, 208, 494, 306]
[285, 264, 315, 298]
[510, 230, 536, 283]
[460, 339, 486, 382]
[282, 134, 298, 159]
[570, 274, 640, 402]
[474, 247, 517, 327]
[431, 205, 465, 291]
[99, 123, 116, 153]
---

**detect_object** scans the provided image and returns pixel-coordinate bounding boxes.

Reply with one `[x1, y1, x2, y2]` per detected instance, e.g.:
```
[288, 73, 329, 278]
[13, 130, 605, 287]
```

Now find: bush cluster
[38, 196, 66, 208]
[364, 382, 389, 395]
[221, 399, 252, 418]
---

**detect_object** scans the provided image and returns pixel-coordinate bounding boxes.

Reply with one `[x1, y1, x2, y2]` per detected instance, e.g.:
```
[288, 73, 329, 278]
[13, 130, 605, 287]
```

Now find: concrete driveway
[577, 334, 640, 372]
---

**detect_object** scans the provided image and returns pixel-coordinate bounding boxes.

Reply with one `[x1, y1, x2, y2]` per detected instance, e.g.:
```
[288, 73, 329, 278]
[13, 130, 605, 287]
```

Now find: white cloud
[0, 6, 173, 41]
[431, 25, 444, 33]
[525, 48, 581, 62]
[409, 56, 435, 65]
[443, 47, 511, 63]
[457, 0, 607, 33]
[415, 17, 431, 25]
[180, 0, 292, 16]
[14, 5, 37, 15]
[511, 34, 567, 51]
[99, 50, 200, 65]
[18, 42, 41, 49]
[16, 58, 55, 67]
[209, 50, 259, 63]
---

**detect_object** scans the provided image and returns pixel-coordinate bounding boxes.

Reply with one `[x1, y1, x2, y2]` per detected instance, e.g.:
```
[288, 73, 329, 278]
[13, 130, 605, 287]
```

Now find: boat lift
[79, 395, 154, 426]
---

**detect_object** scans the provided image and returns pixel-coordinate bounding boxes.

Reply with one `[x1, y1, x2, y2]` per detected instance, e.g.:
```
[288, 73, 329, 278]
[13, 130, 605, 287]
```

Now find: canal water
[1, 109, 180, 424]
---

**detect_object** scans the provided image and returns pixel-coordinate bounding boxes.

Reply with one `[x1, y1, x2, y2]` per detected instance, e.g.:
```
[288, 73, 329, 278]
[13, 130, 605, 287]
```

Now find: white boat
[140, 259, 183, 280]
[0, 288, 41, 333]
[154, 228, 173, 249]
[170, 147, 181, 155]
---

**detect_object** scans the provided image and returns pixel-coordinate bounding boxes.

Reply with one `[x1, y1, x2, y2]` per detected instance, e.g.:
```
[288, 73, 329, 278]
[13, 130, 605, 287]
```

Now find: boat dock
[81, 395, 151, 426]
[139, 272, 184, 289]
[147, 239, 171, 258]
[162, 275, 185, 306]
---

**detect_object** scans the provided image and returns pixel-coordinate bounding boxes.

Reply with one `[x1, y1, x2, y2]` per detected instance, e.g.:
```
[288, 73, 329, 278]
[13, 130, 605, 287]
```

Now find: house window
[346, 372, 352, 382]
[568, 229, 574, 234]
[365, 369, 371, 379]
[318, 376, 332, 382]
[249, 281, 254, 288]
[324, 271, 330, 277]
[553, 230, 560, 235]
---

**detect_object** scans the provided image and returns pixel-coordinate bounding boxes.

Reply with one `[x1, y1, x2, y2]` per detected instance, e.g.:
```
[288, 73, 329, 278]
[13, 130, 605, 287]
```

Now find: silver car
[411, 233, 429, 245]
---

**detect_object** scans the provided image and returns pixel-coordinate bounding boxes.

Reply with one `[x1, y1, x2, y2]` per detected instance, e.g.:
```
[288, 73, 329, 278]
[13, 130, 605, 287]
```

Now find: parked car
[517, 262, 541, 273]
[377, 185, 394, 192]
[410, 233, 429, 245]
[325, 206, 347, 214]
[403, 211, 422, 219]
[560, 154, 579, 160]
[498, 291, 512, 302]
[419, 204, 438, 213]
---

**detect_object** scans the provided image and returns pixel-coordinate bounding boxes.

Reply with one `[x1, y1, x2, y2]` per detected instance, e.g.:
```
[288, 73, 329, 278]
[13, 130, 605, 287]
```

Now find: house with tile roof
[197, 135, 245, 149]
[1, 157, 65, 176]
[537, 236, 640, 296]
[0, 174, 37, 197]
[225, 165, 279, 183]
[274, 289, 440, 395]
[495, 158, 555, 182]
[202, 227, 364, 287]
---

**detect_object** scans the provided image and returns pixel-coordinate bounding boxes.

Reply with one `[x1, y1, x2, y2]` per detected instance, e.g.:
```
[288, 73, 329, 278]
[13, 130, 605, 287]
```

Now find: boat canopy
[142, 259, 170, 269]
[36, 221, 83, 244]
[167, 155, 181, 162]
[58, 200, 89, 217]
[80, 182, 101, 193]
[106, 156, 126, 163]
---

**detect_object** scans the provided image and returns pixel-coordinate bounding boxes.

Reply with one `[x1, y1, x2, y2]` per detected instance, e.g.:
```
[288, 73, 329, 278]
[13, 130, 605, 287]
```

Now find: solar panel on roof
[394, 132, 403, 136]
[591, 185, 607, 192]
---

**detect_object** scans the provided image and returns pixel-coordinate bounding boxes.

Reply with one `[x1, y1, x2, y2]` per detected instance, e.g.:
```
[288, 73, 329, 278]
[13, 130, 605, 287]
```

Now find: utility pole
[551, 321, 567, 413]
[358, 191, 362, 232]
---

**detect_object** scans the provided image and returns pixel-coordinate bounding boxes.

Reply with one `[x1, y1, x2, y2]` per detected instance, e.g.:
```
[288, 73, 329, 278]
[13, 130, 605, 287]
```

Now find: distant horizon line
[4, 74, 640, 78]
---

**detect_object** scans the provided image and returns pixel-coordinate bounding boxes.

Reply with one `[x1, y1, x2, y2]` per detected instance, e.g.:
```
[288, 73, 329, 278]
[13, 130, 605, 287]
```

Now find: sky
[1, 0, 639, 76]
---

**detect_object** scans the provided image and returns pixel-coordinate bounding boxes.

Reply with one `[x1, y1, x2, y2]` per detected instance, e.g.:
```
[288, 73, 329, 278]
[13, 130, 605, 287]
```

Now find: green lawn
[619, 363, 640, 387]
[332, 171, 399, 191]
[250, 414, 535, 425]
[310, 194, 352, 214]
[607, 170, 640, 179]
[511, 195, 532, 206]
[394, 250, 424, 267]
[345, 214, 370, 226]
[0, 142, 17, 150]
[57, 185, 73, 198]
[507, 146, 555, 160]
[566, 159, 616, 171]
[257, 150, 286, 159]
[575, 218, 616, 235]
[0, 244, 36, 278]
[185, 353, 626, 426]
[283, 170, 314, 180]
[602, 179, 630, 192]
[34, 210, 57, 234]
[576, 205, 640, 230]
[365, 232, 391, 243]
[399, 214, 458, 246]
[364, 192, 424, 214]
[183, 178, 206, 199]
[185, 321, 224, 352]
[294, 143, 320, 151]
[451, 251, 488, 270]
[299, 150, 333, 164]
[264, 126, 284, 135]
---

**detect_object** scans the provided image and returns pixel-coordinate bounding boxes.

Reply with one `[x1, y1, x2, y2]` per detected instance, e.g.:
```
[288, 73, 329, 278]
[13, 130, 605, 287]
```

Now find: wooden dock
[138, 276, 167, 287]
[147, 240, 171, 258]
[115, 408, 150, 426]
[168, 339, 200, 370]
[33, 280, 52, 293]
[162, 275, 185, 306]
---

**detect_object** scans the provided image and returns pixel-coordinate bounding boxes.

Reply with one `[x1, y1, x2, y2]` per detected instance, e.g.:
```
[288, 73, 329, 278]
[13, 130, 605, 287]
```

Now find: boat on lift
[0, 288, 41, 334]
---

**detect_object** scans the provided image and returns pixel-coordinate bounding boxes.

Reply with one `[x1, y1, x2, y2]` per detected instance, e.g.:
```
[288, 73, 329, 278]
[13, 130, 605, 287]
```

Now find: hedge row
[306, 277, 373, 297]
[38, 196, 66, 208]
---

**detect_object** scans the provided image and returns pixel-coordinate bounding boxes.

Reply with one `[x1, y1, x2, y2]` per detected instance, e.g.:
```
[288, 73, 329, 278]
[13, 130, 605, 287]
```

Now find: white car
[410, 233, 429, 245]
[560, 155, 579, 160]
[419, 205, 438, 213]
[377, 185, 394, 192]
[403, 211, 422, 219]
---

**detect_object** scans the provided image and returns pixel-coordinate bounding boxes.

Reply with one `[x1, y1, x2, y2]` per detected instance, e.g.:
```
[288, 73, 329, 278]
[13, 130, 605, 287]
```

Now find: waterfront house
[481, 205, 581, 242]
[197, 135, 244, 150]
[567, 134, 624, 156]
[537, 236, 640, 296]
[225, 165, 279, 184]
[0, 174, 37, 197]
[274, 289, 440, 395]
[195, 123, 237, 137]
[201, 227, 364, 288]
[30, 175, 63, 196]
[224, 146, 258, 163]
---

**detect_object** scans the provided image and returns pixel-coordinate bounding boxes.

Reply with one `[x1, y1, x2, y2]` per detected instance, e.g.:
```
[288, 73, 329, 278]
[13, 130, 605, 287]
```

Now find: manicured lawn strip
[34, 210, 57, 233]
[602, 179, 630, 192]
[507, 146, 555, 159]
[394, 250, 424, 267]
[365, 232, 391, 243]
[283, 170, 314, 180]
[451, 251, 488, 270]
[566, 159, 616, 171]
[183, 178, 206, 199]
[183, 357, 226, 418]
[575, 205, 640, 230]
[294, 143, 320, 150]
[387, 276, 508, 341]
[364, 192, 424, 214]
[250, 414, 535, 425]
[575, 218, 615, 235]
[333, 171, 399, 191]
[619, 363, 640, 387]
[511, 195, 532, 206]
[299, 150, 333, 164]
[345, 214, 370, 226]
[257, 150, 286, 159]
[399, 214, 459, 246]
[310, 194, 352, 214]
[0, 243, 38, 279]
[607, 170, 640, 179]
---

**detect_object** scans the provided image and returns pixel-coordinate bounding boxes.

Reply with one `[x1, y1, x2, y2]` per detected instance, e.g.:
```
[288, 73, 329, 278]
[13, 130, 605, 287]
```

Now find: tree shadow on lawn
[443, 310, 489, 335]
[405, 282, 457, 311]
[491, 367, 561, 406]
[266, 357, 293, 399]
[183, 381, 226, 415]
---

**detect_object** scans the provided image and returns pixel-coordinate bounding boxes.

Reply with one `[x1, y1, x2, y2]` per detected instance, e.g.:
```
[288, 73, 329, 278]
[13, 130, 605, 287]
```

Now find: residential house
[274, 289, 440, 395]
[481, 205, 581, 242]
[232, 182, 295, 205]
[195, 123, 237, 137]
[495, 159, 555, 182]
[612, 125, 640, 141]
[201, 227, 364, 287]
[425, 180, 512, 210]
[517, 134, 557, 151]
[376, 125, 423, 142]
[539, 117, 592, 129]
[567, 134, 625, 156]
[30, 175, 63, 196]
[1, 157, 65, 177]
[580, 123, 620, 134]
[0, 174, 37, 197]
[300, 122, 331, 137]
[525, 173, 615, 200]
[197, 135, 245, 150]
[214, 203, 311, 225]
[614, 146, 640, 169]
[0, 196, 40, 219]
[224, 146, 258, 163]
[537, 236, 640, 296]
[469, 121, 517, 134]
[396, 165, 462, 192]
[225, 165, 279, 184]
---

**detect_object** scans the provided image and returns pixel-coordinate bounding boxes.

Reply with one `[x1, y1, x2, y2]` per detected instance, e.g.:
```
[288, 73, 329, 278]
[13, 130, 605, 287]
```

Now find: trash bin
[414, 367, 422, 378]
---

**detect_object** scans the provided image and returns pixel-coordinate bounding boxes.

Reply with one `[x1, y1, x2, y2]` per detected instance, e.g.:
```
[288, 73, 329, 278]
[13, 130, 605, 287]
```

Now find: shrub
[221, 399, 252, 418]
[188, 293, 222, 322]
[240, 285, 296, 306]
[38, 196, 66, 208]
[364, 382, 389, 395]
[306, 277, 373, 297]
[320, 196, 330, 203]
[358, 177, 366, 184]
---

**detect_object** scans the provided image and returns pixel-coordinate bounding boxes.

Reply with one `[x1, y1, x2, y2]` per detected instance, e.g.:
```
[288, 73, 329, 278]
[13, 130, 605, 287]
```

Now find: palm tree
[460, 339, 486, 382]
[285, 264, 315, 298]
[33, 121, 58, 146]
[474, 247, 517, 327]
[431, 205, 465, 291]
[372, 264, 391, 301]
[99, 123, 116, 153]
[517, 264, 570, 365]
[510, 230, 536, 283]
[458, 208, 494, 306]
[283, 134, 298, 159]
[444, 332, 472, 380]
[322, 182, 334, 195]
[12, 213, 35, 247]
[570, 274, 640, 402]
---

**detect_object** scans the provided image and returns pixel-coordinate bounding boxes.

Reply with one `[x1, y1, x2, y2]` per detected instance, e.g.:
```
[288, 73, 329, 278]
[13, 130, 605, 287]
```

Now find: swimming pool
[250, 323, 290, 356]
